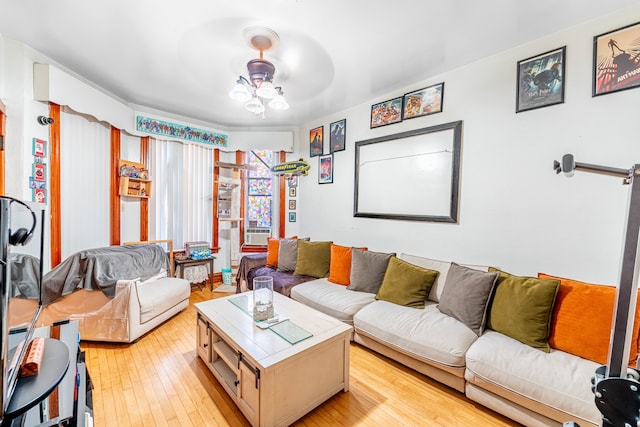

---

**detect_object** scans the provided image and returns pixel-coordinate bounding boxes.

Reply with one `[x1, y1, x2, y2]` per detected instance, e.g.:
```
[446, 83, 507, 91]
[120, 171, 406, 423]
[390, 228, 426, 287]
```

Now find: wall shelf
[118, 160, 152, 198]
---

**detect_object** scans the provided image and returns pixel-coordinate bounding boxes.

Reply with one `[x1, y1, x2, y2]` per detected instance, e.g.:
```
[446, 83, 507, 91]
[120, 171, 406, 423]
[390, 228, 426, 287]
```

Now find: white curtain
[182, 143, 213, 246]
[119, 132, 142, 243]
[148, 138, 184, 248]
[60, 108, 111, 258]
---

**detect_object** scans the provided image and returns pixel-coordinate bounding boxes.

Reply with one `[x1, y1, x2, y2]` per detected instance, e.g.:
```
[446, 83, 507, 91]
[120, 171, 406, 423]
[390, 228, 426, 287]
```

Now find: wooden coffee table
[195, 292, 352, 427]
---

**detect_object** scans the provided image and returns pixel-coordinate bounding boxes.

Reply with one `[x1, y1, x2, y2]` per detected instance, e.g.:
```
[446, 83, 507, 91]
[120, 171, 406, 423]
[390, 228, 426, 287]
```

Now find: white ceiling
[0, 0, 637, 129]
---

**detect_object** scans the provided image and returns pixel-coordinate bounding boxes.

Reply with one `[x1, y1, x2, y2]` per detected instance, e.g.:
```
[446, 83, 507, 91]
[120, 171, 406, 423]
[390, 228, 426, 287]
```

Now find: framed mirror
[354, 120, 462, 223]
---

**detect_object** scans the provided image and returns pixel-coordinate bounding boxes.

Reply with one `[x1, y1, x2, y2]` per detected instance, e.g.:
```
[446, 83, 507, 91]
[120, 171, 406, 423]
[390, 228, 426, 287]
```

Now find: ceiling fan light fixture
[231, 26, 288, 118]
[255, 78, 278, 99]
[229, 79, 252, 102]
[269, 90, 289, 110]
[245, 95, 265, 114]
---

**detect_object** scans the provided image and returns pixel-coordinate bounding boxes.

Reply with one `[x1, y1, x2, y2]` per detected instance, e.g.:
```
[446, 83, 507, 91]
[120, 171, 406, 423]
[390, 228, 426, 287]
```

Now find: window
[246, 150, 274, 244]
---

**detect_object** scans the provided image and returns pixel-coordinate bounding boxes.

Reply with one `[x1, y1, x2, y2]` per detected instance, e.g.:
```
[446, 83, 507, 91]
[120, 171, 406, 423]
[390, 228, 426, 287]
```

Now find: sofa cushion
[266, 236, 298, 267]
[398, 253, 451, 302]
[348, 249, 394, 293]
[487, 268, 560, 352]
[465, 330, 601, 426]
[293, 240, 332, 278]
[277, 237, 309, 272]
[328, 244, 367, 286]
[266, 238, 280, 267]
[376, 257, 438, 308]
[137, 277, 190, 324]
[539, 272, 640, 365]
[438, 263, 499, 336]
[290, 278, 376, 325]
[354, 300, 479, 368]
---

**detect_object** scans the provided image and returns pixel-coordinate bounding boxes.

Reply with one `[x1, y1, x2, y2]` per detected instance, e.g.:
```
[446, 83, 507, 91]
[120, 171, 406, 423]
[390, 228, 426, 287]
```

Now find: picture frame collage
[516, 20, 640, 113]
[30, 138, 48, 204]
[309, 118, 348, 184]
[370, 82, 444, 129]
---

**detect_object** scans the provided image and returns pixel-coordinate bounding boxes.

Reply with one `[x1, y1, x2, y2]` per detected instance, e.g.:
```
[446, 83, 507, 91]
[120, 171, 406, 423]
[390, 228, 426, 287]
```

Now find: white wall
[297, 6, 640, 285]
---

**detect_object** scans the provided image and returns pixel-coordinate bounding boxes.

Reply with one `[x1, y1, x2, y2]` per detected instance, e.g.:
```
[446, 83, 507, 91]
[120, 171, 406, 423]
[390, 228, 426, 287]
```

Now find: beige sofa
[290, 252, 604, 427]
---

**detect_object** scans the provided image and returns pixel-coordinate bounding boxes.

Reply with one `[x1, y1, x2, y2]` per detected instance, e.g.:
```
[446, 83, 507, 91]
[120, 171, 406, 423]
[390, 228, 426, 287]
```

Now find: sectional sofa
[237, 239, 637, 427]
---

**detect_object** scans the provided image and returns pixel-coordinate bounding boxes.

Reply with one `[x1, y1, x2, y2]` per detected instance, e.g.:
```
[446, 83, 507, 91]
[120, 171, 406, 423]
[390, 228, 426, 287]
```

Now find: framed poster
[32, 138, 47, 157]
[370, 97, 403, 128]
[33, 163, 46, 182]
[403, 83, 444, 119]
[289, 187, 297, 198]
[319, 154, 333, 184]
[593, 21, 640, 96]
[289, 212, 297, 222]
[32, 188, 46, 204]
[329, 119, 346, 153]
[289, 200, 296, 210]
[516, 47, 565, 112]
[355, 120, 462, 223]
[309, 126, 323, 157]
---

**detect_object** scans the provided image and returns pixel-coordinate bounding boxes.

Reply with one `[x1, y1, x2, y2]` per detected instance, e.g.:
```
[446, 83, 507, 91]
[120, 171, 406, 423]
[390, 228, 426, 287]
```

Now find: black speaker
[0, 196, 37, 246]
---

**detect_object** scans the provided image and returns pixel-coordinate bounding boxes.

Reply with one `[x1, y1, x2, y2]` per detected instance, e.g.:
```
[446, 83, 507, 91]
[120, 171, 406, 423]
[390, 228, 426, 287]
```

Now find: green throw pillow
[376, 257, 439, 308]
[487, 267, 560, 352]
[293, 240, 332, 278]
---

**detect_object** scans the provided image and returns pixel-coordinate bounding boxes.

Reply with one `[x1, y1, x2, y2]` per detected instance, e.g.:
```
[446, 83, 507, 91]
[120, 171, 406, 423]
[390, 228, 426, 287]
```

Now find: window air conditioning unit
[246, 228, 270, 245]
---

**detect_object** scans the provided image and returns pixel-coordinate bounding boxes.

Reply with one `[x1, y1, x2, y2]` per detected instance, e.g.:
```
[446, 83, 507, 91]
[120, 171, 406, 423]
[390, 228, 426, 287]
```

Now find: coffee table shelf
[196, 292, 352, 427]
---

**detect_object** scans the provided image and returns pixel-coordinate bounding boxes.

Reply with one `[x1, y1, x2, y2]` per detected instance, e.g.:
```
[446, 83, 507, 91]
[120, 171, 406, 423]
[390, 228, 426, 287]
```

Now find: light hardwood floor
[82, 288, 521, 427]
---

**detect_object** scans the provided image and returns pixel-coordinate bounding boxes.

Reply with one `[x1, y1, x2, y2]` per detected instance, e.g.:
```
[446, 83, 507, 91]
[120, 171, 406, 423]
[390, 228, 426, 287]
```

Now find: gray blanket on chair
[41, 244, 169, 304]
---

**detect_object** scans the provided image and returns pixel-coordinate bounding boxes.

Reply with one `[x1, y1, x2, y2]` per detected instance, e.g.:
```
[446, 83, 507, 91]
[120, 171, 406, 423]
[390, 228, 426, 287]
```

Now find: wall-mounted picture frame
[403, 82, 444, 120]
[288, 175, 298, 188]
[33, 163, 46, 182]
[593, 21, 640, 97]
[289, 212, 297, 222]
[32, 188, 46, 204]
[289, 200, 296, 210]
[370, 97, 403, 128]
[329, 119, 346, 153]
[319, 154, 334, 184]
[516, 46, 566, 112]
[355, 120, 462, 223]
[309, 126, 323, 157]
[289, 187, 297, 198]
[32, 138, 47, 157]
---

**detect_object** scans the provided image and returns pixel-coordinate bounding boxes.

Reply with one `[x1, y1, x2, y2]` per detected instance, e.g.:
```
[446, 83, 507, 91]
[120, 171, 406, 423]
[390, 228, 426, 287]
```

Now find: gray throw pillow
[277, 238, 309, 272]
[277, 239, 298, 272]
[437, 262, 499, 336]
[348, 249, 395, 293]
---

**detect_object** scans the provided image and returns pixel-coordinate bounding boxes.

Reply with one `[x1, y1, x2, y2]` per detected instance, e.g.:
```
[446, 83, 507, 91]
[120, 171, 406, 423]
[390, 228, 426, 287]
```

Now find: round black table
[4, 338, 69, 420]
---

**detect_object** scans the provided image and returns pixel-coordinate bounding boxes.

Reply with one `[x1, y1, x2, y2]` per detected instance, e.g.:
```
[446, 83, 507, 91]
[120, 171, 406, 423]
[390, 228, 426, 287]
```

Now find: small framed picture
[371, 97, 403, 128]
[289, 212, 297, 222]
[288, 175, 298, 188]
[32, 138, 47, 157]
[516, 46, 566, 112]
[329, 119, 346, 153]
[403, 83, 444, 120]
[289, 200, 296, 210]
[289, 187, 297, 198]
[318, 154, 333, 184]
[33, 163, 46, 182]
[309, 126, 323, 157]
[593, 21, 640, 97]
[32, 188, 46, 204]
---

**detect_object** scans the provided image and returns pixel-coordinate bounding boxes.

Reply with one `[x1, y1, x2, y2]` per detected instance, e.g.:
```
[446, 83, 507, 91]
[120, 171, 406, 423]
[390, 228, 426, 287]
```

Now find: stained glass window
[247, 150, 273, 231]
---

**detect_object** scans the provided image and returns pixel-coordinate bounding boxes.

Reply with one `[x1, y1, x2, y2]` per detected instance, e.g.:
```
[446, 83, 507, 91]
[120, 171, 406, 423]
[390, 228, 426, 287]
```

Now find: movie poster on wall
[593, 21, 640, 96]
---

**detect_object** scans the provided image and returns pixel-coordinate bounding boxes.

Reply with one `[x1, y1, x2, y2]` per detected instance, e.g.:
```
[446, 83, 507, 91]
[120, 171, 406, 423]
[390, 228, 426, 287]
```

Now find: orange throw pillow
[328, 244, 367, 285]
[266, 238, 280, 267]
[266, 236, 298, 268]
[539, 273, 640, 365]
